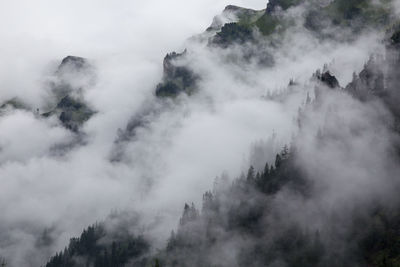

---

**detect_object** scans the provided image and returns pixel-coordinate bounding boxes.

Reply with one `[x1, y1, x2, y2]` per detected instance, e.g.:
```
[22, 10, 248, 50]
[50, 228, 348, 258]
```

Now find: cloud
[0, 0, 397, 266]
[0, 1, 270, 265]
[0, 110, 72, 163]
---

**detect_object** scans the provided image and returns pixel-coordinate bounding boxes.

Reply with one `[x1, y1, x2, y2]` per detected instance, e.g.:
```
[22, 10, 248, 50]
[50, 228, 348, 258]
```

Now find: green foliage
[226, 6, 265, 27]
[179, 203, 199, 227]
[324, 0, 392, 27]
[45, 140, 400, 266]
[45, 224, 149, 267]
[45, 3, 400, 266]
[163, 145, 313, 265]
[254, 13, 280, 36]
[278, 0, 303, 10]
[54, 95, 95, 132]
[213, 22, 254, 46]
[357, 209, 400, 267]
[214, 0, 394, 47]
[156, 51, 198, 98]
[153, 258, 161, 267]
[155, 81, 182, 98]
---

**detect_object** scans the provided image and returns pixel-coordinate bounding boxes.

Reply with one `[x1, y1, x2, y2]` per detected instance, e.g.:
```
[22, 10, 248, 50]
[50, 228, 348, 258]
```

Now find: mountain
[0, 55, 95, 132]
[154, 0, 394, 99]
[37, 0, 400, 267]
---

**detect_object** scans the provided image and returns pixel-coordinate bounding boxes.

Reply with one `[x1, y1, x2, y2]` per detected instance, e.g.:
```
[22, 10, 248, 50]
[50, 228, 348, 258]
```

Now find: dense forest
[1, 0, 400, 266]
[41, 0, 400, 266]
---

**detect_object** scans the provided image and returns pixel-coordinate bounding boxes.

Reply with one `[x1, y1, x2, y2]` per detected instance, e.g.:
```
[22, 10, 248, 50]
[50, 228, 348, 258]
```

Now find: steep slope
[0, 56, 95, 132]
[156, 0, 394, 99]
[40, 1, 400, 267]
[45, 224, 149, 267]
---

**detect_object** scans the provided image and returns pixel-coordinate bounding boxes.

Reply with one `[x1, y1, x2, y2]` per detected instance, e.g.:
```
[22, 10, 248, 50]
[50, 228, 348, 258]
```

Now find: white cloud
[0, 0, 397, 266]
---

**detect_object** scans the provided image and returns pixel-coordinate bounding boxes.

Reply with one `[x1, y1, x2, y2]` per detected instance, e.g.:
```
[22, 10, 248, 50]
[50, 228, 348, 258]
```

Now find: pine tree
[263, 162, 269, 177]
[275, 154, 282, 168]
[247, 165, 255, 183]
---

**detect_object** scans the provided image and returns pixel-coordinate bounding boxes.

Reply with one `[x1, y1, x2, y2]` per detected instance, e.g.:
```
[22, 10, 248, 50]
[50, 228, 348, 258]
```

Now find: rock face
[155, 0, 392, 98]
[58, 56, 89, 72]
[154, 0, 392, 98]
[42, 95, 94, 132]
[206, 5, 265, 32]
[44, 56, 96, 131]
[52, 55, 95, 98]
[155, 50, 198, 97]
[212, 22, 254, 47]
[43, 2, 400, 267]
[0, 55, 96, 132]
[313, 70, 340, 89]
[320, 71, 340, 89]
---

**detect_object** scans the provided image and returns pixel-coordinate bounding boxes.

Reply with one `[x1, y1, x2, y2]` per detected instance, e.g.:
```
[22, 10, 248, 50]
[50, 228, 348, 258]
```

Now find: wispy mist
[0, 0, 398, 266]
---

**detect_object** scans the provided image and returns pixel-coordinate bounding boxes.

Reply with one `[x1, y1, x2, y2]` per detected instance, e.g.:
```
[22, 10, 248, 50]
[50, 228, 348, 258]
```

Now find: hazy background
[0, 1, 271, 265]
[0, 0, 390, 266]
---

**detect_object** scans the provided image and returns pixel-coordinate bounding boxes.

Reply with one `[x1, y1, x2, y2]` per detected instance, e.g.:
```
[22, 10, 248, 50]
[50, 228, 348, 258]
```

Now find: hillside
[38, 0, 400, 267]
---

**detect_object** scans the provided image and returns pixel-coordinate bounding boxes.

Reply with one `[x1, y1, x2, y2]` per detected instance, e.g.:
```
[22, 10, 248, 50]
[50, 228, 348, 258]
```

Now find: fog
[0, 1, 270, 265]
[0, 0, 397, 266]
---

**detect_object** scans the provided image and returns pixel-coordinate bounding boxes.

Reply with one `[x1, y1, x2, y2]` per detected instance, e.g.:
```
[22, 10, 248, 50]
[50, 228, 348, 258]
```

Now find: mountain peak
[223, 5, 243, 11]
[58, 56, 89, 71]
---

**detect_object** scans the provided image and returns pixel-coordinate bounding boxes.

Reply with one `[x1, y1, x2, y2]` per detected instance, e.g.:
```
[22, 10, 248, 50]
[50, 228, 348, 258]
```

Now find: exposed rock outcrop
[0, 56, 96, 132]
[155, 50, 198, 97]
[44, 56, 96, 131]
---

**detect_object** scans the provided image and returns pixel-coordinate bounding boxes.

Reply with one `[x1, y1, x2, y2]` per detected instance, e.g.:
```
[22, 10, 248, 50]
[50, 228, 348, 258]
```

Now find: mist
[0, 0, 399, 266]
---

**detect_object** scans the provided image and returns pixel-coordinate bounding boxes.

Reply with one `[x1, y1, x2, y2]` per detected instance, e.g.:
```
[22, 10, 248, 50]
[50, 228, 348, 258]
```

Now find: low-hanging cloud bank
[0, 0, 399, 266]
[0, 1, 271, 266]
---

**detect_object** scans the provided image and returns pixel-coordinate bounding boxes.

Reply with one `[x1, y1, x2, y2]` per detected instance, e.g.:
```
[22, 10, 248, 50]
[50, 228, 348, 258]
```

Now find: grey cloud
[0, 0, 399, 266]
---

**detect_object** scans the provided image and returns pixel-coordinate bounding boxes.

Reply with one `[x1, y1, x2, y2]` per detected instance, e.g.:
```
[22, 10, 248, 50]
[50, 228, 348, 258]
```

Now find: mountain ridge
[41, 1, 400, 266]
